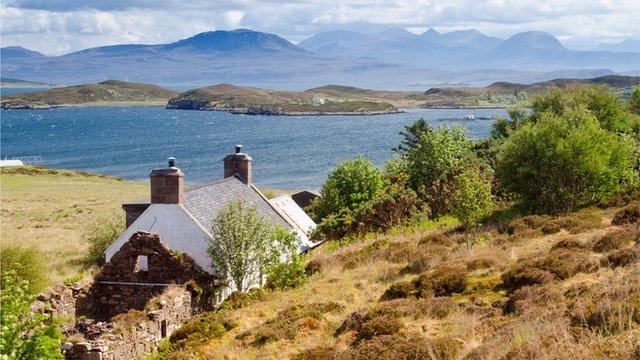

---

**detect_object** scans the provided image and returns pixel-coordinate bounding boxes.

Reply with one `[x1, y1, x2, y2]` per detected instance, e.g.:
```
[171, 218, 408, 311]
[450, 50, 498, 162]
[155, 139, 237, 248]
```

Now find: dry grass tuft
[611, 201, 640, 225]
[592, 226, 640, 253]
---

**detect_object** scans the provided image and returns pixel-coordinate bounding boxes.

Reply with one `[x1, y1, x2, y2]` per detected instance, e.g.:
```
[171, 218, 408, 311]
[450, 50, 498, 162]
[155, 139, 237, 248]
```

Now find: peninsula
[166, 84, 401, 115]
[0, 80, 178, 109]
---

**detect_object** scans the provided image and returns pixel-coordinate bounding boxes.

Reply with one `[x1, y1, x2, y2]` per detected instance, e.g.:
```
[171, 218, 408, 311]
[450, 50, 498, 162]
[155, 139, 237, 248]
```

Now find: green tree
[311, 156, 385, 221]
[496, 108, 638, 213]
[393, 118, 431, 154]
[406, 125, 475, 216]
[453, 168, 494, 228]
[0, 271, 64, 360]
[630, 87, 640, 115]
[530, 85, 637, 134]
[208, 199, 296, 293]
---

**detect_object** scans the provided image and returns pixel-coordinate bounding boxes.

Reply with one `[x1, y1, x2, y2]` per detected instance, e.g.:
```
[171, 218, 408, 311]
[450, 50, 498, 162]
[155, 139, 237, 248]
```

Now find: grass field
[0, 167, 147, 284]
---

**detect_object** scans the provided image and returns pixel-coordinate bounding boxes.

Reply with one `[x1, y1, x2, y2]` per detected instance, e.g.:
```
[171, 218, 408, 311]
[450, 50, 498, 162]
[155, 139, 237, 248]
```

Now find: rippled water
[1, 106, 506, 189]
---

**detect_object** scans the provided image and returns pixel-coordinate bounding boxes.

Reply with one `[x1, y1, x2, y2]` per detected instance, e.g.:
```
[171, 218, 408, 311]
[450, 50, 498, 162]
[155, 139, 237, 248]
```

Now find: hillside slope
[157, 204, 640, 359]
[0, 80, 178, 109]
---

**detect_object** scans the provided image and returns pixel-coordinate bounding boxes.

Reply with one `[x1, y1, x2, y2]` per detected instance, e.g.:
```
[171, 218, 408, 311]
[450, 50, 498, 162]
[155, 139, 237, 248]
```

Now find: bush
[244, 302, 344, 346]
[380, 281, 415, 301]
[0, 245, 49, 296]
[416, 265, 468, 297]
[496, 108, 638, 214]
[265, 255, 307, 291]
[169, 312, 234, 348]
[503, 285, 564, 314]
[0, 271, 64, 360]
[304, 259, 322, 276]
[530, 85, 639, 134]
[311, 156, 386, 221]
[501, 264, 554, 293]
[612, 202, 640, 225]
[406, 125, 476, 217]
[353, 315, 403, 344]
[602, 247, 640, 268]
[453, 168, 494, 228]
[592, 228, 639, 253]
[84, 216, 124, 267]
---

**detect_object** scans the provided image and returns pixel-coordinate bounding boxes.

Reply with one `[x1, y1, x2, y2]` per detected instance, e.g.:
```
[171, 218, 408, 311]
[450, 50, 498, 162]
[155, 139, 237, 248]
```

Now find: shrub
[602, 247, 640, 268]
[245, 302, 344, 346]
[311, 156, 385, 221]
[430, 336, 462, 360]
[501, 264, 554, 293]
[218, 289, 266, 310]
[418, 232, 454, 247]
[405, 125, 476, 217]
[550, 237, 586, 251]
[84, 216, 124, 267]
[169, 312, 234, 348]
[349, 334, 434, 360]
[592, 228, 639, 253]
[380, 281, 415, 301]
[0, 245, 48, 295]
[265, 255, 307, 291]
[453, 168, 494, 228]
[612, 202, 640, 225]
[353, 315, 403, 344]
[0, 271, 64, 360]
[416, 265, 468, 297]
[570, 285, 640, 336]
[304, 258, 322, 276]
[530, 85, 639, 134]
[535, 248, 595, 280]
[503, 285, 564, 314]
[496, 108, 638, 213]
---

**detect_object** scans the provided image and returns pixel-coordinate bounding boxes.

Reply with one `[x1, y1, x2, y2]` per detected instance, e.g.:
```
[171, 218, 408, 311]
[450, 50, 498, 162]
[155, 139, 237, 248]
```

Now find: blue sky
[1, 0, 639, 55]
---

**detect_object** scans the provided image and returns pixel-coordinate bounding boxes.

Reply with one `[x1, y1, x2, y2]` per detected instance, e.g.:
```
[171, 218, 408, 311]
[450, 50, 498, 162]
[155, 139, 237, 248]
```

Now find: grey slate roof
[183, 176, 289, 234]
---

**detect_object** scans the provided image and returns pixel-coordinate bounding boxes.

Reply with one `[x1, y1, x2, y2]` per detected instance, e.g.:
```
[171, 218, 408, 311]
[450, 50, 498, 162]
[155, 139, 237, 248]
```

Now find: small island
[166, 84, 401, 115]
[0, 80, 178, 109]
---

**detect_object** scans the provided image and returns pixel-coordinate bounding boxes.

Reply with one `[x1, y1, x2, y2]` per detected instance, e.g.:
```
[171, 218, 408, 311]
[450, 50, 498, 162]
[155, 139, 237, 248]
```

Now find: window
[136, 255, 148, 272]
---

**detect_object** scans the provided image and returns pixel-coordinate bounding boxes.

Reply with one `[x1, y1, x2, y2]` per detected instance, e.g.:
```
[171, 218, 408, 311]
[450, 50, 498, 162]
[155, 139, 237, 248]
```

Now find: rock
[73, 342, 92, 352]
[62, 342, 73, 351]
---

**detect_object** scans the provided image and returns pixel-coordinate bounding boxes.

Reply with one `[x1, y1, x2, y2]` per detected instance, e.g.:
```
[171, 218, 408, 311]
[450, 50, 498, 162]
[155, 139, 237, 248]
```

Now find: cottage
[98, 146, 316, 311]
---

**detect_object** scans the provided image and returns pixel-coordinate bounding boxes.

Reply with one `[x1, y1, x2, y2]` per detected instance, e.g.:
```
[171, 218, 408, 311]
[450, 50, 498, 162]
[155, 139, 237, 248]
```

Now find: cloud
[1, 0, 638, 55]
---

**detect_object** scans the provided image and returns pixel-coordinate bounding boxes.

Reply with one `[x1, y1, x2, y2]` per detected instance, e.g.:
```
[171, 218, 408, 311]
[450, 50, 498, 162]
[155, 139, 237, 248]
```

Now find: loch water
[1, 106, 506, 189]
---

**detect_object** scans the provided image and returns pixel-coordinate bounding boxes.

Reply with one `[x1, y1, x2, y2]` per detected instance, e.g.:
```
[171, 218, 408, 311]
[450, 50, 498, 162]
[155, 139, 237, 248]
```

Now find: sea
[1, 89, 507, 189]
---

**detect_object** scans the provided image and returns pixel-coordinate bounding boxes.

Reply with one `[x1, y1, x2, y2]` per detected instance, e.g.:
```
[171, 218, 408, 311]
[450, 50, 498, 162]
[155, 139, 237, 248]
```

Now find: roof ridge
[185, 175, 241, 193]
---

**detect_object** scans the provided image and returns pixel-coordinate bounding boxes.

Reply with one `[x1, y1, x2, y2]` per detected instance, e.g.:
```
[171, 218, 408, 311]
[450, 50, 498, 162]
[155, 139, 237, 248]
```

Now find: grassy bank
[0, 166, 147, 284]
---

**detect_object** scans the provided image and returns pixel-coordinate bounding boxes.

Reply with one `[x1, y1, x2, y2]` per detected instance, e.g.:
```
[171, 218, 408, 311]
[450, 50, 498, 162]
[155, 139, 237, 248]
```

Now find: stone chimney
[150, 157, 184, 204]
[223, 145, 252, 185]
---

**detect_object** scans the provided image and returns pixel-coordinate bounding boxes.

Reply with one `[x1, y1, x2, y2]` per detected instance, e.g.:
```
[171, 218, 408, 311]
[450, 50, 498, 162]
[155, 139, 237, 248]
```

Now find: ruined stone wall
[77, 231, 219, 320]
[64, 287, 191, 360]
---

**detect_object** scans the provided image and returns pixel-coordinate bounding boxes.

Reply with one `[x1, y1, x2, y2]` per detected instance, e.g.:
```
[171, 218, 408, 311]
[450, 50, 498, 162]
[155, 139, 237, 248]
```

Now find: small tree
[453, 168, 494, 229]
[406, 125, 476, 217]
[311, 156, 385, 221]
[208, 199, 296, 292]
[496, 108, 638, 213]
[0, 271, 64, 360]
[393, 118, 431, 154]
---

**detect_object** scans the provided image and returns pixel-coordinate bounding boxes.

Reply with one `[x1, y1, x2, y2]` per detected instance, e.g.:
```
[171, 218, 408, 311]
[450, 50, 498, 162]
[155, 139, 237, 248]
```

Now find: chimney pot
[235, 145, 242, 154]
[168, 157, 176, 168]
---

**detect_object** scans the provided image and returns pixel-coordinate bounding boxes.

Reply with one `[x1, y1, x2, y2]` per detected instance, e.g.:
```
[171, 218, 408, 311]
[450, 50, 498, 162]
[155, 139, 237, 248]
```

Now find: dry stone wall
[64, 287, 192, 360]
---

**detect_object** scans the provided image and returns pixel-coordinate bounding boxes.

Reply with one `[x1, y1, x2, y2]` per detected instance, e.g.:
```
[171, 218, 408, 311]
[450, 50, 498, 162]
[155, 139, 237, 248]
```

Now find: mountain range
[1, 28, 638, 90]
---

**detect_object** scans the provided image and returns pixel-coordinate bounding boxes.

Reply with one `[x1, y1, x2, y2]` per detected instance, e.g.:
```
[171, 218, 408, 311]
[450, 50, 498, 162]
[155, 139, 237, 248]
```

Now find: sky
[1, 0, 639, 56]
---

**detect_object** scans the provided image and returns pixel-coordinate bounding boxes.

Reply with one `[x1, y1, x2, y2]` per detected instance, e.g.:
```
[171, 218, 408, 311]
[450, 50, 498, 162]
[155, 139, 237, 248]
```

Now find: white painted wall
[104, 204, 214, 273]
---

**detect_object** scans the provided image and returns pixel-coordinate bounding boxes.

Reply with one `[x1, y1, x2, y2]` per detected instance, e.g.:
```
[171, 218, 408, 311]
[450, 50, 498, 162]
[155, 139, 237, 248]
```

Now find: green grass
[0, 166, 147, 284]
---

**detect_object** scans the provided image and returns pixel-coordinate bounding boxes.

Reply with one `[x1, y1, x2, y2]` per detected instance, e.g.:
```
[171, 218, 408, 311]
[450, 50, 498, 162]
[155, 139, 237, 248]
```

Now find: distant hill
[0, 46, 46, 62]
[166, 83, 399, 115]
[596, 39, 640, 53]
[0, 77, 53, 88]
[1, 28, 638, 89]
[0, 80, 178, 109]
